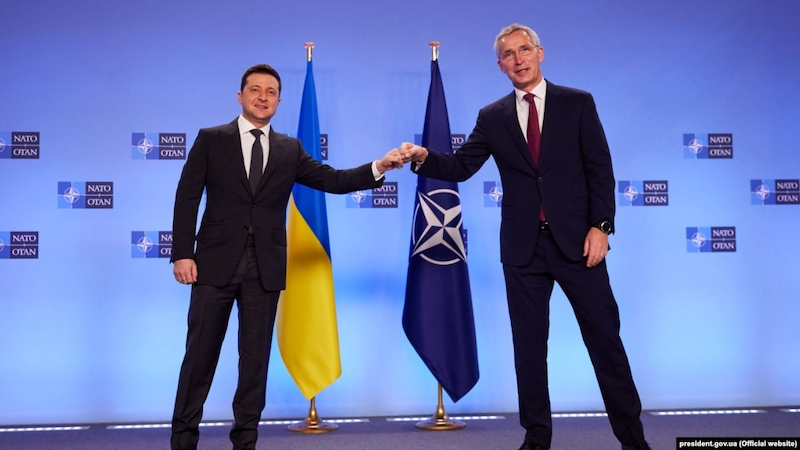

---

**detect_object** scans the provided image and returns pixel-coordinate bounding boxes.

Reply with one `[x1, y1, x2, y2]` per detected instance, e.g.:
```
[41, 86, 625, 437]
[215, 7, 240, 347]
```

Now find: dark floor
[0, 408, 798, 449]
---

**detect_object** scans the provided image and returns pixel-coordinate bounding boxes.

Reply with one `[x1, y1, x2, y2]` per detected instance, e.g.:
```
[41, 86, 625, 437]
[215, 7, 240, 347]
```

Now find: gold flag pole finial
[305, 42, 315, 62]
[429, 41, 440, 62]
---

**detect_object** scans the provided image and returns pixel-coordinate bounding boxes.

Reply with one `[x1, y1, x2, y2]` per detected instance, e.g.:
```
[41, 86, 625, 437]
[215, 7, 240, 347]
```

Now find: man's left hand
[583, 227, 609, 268]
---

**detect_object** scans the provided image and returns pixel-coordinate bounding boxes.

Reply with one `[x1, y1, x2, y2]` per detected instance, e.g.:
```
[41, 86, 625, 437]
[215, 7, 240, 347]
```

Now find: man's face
[496, 30, 545, 92]
[237, 73, 281, 127]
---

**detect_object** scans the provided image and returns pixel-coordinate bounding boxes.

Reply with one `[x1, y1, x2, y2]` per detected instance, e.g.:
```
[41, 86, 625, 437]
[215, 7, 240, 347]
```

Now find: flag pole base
[287, 397, 338, 434]
[414, 384, 466, 431]
[414, 416, 466, 431]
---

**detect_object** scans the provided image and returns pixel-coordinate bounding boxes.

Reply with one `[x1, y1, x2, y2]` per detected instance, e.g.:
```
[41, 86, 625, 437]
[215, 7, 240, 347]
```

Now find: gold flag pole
[286, 41, 337, 435]
[288, 396, 338, 433]
[415, 43, 465, 431]
[415, 383, 466, 430]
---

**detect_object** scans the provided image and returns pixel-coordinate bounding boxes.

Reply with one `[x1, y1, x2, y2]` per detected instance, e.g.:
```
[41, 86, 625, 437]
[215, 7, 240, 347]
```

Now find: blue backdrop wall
[1, 0, 799, 425]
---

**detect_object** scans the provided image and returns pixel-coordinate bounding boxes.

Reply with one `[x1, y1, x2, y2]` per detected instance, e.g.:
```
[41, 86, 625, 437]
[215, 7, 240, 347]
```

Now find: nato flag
[403, 59, 479, 403]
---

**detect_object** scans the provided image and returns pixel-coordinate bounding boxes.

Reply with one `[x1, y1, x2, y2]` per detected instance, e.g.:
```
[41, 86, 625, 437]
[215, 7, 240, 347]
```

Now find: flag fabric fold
[402, 59, 479, 403]
[277, 59, 341, 400]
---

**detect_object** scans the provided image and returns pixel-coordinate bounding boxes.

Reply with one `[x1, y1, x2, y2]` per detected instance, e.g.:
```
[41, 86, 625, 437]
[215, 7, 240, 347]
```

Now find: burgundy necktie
[523, 93, 541, 167]
[523, 93, 546, 221]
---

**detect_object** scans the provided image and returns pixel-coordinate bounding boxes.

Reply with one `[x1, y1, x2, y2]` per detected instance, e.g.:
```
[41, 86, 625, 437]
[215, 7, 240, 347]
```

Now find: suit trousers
[502, 231, 644, 448]
[171, 236, 280, 450]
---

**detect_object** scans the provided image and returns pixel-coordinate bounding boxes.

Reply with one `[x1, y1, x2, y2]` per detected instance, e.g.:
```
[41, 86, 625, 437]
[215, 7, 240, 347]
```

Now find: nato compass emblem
[623, 184, 639, 202]
[136, 136, 155, 157]
[411, 189, 467, 266]
[349, 190, 368, 207]
[754, 183, 771, 202]
[137, 235, 154, 254]
[484, 181, 503, 207]
[63, 185, 81, 205]
[686, 137, 704, 156]
[689, 229, 707, 250]
[488, 186, 503, 203]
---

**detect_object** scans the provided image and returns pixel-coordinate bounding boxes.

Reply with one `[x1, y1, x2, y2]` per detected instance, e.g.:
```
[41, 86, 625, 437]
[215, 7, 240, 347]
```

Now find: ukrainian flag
[277, 58, 341, 400]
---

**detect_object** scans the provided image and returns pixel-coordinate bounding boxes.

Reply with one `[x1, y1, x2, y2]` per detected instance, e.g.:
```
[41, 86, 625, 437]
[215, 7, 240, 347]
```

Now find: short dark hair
[240, 64, 282, 93]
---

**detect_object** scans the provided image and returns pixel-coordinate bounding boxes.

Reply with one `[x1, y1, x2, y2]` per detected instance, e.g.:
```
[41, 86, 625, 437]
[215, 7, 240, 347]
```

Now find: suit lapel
[258, 129, 283, 192]
[500, 92, 538, 172]
[539, 81, 563, 169]
[219, 119, 251, 193]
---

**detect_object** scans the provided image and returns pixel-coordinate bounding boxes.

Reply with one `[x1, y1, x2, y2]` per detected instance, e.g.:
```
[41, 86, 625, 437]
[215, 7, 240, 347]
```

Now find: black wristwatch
[594, 220, 613, 235]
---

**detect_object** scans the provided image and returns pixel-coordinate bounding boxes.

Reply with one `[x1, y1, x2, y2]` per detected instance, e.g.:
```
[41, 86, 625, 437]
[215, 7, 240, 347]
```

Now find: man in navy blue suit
[401, 24, 652, 450]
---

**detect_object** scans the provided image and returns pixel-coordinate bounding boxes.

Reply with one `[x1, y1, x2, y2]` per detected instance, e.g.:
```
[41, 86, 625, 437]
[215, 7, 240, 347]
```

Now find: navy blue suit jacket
[415, 81, 615, 265]
[171, 119, 382, 290]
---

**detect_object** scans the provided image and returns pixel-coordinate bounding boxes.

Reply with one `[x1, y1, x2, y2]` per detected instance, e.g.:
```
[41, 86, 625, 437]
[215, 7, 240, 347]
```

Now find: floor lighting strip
[9, 408, 800, 433]
[651, 409, 765, 416]
[386, 415, 505, 422]
[0, 426, 89, 433]
[553, 412, 608, 418]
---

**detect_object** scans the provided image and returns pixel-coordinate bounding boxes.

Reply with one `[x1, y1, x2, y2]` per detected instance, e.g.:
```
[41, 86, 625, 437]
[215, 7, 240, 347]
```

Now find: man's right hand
[173, 259, 198, 285]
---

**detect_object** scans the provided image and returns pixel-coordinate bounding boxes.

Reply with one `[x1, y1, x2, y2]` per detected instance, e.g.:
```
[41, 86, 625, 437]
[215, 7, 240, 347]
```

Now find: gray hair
[494, 23, 541, 58]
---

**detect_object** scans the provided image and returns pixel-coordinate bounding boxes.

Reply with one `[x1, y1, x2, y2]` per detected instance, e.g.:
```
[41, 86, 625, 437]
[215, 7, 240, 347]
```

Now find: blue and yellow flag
[402, 58, 479, 402]
[277, 58, 341, 400]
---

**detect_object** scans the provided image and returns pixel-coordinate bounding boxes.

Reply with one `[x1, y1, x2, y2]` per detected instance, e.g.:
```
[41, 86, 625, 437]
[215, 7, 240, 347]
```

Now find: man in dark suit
[170, 63, 404, 450]
[401, 24, 652, 450]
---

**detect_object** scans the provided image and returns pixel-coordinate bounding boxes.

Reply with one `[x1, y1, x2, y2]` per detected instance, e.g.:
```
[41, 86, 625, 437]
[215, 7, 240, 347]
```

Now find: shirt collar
[515, 79, 547, 103]
[238, 115, 271, 136]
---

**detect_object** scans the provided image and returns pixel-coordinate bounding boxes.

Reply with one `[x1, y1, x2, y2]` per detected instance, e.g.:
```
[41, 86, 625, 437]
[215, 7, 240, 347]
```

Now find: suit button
[251, 203, 257, 208]
[538, 177, 543, 182]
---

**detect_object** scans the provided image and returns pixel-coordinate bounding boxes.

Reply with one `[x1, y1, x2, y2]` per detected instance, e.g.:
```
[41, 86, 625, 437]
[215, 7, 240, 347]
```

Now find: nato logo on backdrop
[450, 134, 465, 153]
[750, 179, 800, 205]
[346, 182, 398, 208]
[618, 180, 669, 206]
[0, 132, 40, 159]
[131, 133, 186, 160]
[320, 133, 328, 160]
[686, 226, 736, 252]
[0, 232, 39, 259]
[413, 134, 466, 154]
[484, 181, 503, 207]
[131, 231, 172, 258]
[58, 182, 114, 209]
[683, 133, 733, 159]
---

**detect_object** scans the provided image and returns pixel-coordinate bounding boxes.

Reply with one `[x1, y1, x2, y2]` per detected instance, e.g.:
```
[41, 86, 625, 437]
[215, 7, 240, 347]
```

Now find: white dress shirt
[238, 115, 270, 177]
[238, 115, 384, 180]
[515, 79, 547, 143]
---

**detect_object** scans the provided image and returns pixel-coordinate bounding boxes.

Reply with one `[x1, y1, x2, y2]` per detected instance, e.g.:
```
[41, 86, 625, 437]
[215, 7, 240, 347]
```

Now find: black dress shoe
[519, 439, 549, 450]
[622, 441, 652, 450]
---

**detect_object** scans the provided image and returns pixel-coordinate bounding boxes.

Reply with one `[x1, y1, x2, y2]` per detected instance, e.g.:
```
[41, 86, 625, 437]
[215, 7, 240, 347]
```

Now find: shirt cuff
[371, 161, 384, 181]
